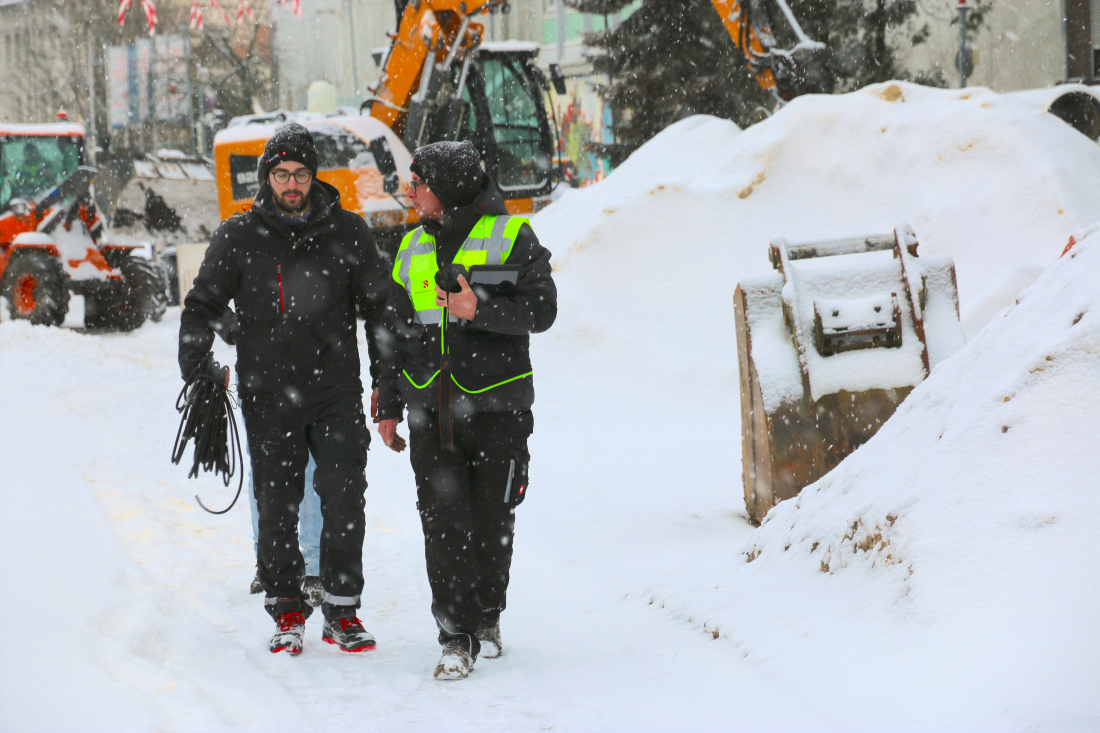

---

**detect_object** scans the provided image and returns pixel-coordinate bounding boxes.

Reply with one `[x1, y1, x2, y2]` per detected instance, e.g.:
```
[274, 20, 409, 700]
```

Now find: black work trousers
[409, 407, 533, 656]
[242, 393, 370, 622]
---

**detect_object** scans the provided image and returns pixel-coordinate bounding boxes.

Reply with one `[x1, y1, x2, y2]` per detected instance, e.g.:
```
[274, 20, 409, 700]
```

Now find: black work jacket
[376, 176, 557, 419]
[179, 181, 389, 408]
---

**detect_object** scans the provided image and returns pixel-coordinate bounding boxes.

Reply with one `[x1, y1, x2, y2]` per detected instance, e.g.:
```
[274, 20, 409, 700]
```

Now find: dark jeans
[242, 393, 370, 622]
[408, 407, 533, 657]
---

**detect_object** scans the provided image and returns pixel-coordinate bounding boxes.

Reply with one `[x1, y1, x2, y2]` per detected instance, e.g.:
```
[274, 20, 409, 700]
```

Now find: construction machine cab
[0, 128, 85, 210]
[399, 43, 556, 201]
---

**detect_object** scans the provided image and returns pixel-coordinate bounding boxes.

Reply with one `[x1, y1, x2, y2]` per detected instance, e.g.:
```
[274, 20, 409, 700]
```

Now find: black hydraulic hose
[171, 365, 244, 515]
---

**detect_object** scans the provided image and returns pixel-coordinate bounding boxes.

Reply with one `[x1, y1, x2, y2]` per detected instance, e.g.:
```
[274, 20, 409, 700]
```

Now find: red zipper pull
[277, 264, 285, 314]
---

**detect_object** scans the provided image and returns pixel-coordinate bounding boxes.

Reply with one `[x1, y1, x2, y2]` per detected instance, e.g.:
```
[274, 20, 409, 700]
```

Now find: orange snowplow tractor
[213, 115, 417, 227]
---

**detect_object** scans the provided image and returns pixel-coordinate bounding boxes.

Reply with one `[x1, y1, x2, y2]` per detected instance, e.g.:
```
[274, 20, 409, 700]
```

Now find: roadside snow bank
[748, 223, 1100, 581]
[536, 82, 1100, 330]
[597, 228, 1100, 730]
[737, 226, 1099, 725]
[527, 83, 1100, 729]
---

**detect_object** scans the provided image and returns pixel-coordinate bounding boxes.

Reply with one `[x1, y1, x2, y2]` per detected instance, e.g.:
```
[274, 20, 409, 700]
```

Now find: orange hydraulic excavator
[214, 0, 826, 254]
[363, 0, 562, 214]
[214, 0, 562, 253]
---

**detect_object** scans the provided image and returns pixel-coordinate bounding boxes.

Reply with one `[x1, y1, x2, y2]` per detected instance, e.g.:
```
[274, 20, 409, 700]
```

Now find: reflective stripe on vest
[392, 215, 529, 326]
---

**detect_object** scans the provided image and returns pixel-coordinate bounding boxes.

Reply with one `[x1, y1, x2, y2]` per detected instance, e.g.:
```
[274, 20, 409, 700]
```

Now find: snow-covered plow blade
[733, 224, 965, 525]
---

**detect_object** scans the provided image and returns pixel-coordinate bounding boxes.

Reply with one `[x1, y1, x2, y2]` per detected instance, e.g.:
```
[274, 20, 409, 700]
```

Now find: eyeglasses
[271, 169, 313, 185]
[410, 179, 429, 193]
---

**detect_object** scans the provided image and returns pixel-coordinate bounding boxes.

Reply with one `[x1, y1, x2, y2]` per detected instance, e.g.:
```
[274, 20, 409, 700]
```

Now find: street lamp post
[344, 0, 360, 97]
[956, 0, 974, 88]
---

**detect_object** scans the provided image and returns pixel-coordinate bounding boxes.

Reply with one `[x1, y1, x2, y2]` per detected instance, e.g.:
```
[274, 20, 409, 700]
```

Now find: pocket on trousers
[503, 444, 531, 507]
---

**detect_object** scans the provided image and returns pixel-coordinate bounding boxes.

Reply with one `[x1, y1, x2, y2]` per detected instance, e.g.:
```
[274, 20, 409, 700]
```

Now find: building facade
[902, 0, 1098, 90]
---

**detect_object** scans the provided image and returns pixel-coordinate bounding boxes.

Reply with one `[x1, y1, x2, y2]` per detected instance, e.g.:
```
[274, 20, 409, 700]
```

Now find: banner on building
[107, 41, 151, 128]
[107, 36, 190, 128]
[153, 36, 191, 122]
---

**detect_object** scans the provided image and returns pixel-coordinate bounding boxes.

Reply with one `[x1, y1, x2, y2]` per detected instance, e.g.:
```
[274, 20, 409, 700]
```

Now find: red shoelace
[340, 617, 365, 630]
[277, 611, 305, 631]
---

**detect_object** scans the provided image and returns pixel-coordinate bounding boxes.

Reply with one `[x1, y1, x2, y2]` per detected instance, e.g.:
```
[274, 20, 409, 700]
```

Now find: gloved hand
[190, 352, 230, 388]
[210, 357, 230, 388]
[434, 264, 468, 294]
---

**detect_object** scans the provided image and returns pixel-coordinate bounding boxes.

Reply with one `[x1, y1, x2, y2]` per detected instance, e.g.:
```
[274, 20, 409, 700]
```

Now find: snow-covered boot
[250, 570, 263, 594]
[270, 611, 306, 655]
[434, 640, 474, 680]
[475, 622, 502, 659]
[301, 575, 323, 607]
[322, 616, 376, 652]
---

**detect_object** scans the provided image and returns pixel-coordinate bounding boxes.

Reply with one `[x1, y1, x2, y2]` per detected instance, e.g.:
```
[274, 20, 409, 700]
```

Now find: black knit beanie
[257, 123, 319, 185]
[409, 141, 484, 208]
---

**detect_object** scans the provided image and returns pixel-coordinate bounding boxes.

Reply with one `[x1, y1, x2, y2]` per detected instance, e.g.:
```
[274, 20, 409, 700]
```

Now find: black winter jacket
[376, 176, 557, 420]
[179, 181, 390, 408]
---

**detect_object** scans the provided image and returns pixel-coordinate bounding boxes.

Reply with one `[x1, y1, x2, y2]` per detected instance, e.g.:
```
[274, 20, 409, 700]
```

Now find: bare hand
[370, 387, 379, 422]
[436, 275, 477, 321]
[378, 418, 407, 453]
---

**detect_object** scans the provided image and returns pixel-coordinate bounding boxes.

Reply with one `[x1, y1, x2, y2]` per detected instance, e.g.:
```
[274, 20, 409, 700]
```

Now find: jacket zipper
[277, 264, 286, 314]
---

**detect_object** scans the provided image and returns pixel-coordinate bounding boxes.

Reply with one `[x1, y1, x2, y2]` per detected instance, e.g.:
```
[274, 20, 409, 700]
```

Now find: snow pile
[756, 220, 1100, 607]
[523, 81, 1100, 728]
[537, 81, 1100, 329]
[747, 225, 1100, 686]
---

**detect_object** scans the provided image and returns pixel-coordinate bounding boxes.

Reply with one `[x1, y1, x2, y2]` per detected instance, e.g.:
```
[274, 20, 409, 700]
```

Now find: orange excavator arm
[709, 0, 826, 101]
[367, 0, 504, 136]
[710, 0, 779, 94]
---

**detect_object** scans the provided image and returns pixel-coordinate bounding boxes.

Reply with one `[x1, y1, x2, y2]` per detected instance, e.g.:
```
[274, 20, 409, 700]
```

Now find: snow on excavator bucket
[733, 224, 966, 525]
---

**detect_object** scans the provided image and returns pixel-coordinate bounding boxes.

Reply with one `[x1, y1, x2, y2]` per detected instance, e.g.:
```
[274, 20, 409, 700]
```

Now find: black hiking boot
[300, 575, 323, 607]
[322, 616, 376, 652]
[475, 622, 502, 659]
[434, 639, 474, 680]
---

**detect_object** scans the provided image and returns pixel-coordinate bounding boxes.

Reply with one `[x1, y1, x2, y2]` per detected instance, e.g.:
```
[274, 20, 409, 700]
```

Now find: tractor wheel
[119, 254, 170, 323]
[1, 251, 70, 326]
[86, 253, 169, 331]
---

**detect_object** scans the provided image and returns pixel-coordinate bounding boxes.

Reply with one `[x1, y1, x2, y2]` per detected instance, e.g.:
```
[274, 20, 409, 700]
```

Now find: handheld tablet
[468, 264, 521, 299]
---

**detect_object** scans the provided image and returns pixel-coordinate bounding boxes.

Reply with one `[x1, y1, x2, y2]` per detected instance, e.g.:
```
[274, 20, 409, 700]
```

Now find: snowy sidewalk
[0, 314, 814, 732]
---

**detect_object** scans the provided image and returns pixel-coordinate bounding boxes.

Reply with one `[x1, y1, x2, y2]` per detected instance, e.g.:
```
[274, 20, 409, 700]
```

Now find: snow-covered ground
[2, 82, 1099, 732]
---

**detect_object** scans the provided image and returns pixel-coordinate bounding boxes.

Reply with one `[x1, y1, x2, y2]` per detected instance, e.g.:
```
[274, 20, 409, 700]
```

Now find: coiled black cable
[171, 357, 244, 514]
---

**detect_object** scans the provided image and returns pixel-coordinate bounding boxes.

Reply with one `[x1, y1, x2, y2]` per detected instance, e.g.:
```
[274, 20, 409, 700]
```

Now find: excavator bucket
[733, 224, 965, 525]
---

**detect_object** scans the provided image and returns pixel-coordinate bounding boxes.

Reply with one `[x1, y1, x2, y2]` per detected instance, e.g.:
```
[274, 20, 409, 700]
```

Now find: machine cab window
[479, 55, 551, 193]
[0, 136, 82, 210]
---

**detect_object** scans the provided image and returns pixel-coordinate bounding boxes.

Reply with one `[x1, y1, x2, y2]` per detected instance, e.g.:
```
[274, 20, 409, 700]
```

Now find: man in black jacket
[376, 141, 557, 679]
[179, 123, 388, 655]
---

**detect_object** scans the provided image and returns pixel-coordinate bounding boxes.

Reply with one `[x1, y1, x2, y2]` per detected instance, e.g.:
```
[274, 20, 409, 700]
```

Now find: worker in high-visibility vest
[375, 141, 557, 680]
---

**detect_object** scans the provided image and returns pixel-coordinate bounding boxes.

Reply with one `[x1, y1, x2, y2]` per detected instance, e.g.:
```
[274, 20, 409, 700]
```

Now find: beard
[273, 187, 310, 215]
